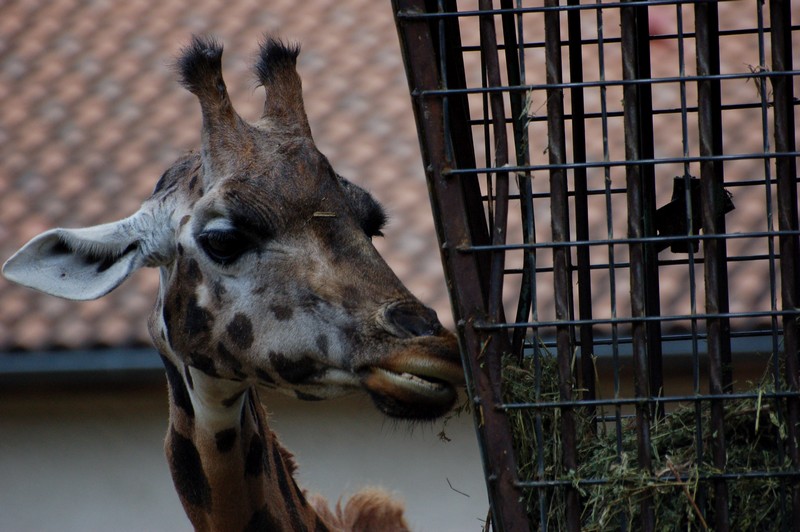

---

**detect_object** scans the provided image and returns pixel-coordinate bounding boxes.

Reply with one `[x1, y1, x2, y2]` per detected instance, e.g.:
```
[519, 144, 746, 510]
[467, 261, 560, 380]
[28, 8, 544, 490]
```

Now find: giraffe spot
[300, 293, 324, 310]
[153, 153, 197, 196]
[212, 280, 226, 301]
[153, 168, 172, 195]
[188, 174, 198, 191]
[160, 354, 194, 419]
[269, 304, 293, 321]
[339, 285, 360, 311]
[180, 215, 192, 228]
[221, 390, 245, 408]
[214, 428, 237, 453]
[184, 295, 212, 337]
[342, 323, 357, 339]
[256, 368, 277, 386]
[216, 342, 246, 379]
[244, 435, 265, 477]
[177, 243, 185, 256]
[162, 305, 176, 349]
[190, 352, 219, 378]
[295, 390, 324, 401]
[168, 427, 211, 510]
[183, 258, 203, 285]
[315, 334, 329, 356]
[271, 353, 321, 384]
[272, 444, 306, 529]
[226, 313, 254, 350]
[244, 505, 282, 532]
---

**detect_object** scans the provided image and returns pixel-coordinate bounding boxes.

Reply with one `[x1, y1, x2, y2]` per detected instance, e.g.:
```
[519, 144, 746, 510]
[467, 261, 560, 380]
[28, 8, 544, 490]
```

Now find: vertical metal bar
[756, 1, 790, 527]
[391, 3, 531, 530]
[676, 2, 708, 521]
[435, 0, 495, 300]
[595, 6, 627, 511]
[478, 0, 510, 329]
[694, 2, 732, 529]
[634, 1, 665, 423]
[769, 0, 800, 528]
[567, 0, 597, 423]
[498, 1, 546, 522]
[619, 2, 655, 530]
[543, 1, 581, 529]
[499, 0, 536, 363]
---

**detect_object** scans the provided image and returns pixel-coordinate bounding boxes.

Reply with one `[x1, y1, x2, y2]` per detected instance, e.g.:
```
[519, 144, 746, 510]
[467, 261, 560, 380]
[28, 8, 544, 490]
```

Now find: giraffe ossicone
[4, 35, 463, 531]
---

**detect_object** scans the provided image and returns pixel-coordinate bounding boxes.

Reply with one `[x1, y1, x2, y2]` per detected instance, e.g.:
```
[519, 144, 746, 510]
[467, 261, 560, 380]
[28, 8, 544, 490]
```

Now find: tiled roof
[0, 0, 794, 352]
[0, 0, 449, 351]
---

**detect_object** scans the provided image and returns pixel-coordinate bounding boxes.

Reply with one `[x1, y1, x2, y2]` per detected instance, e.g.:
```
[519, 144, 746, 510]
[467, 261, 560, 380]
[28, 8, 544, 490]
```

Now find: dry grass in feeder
[503, 351, 796, 531]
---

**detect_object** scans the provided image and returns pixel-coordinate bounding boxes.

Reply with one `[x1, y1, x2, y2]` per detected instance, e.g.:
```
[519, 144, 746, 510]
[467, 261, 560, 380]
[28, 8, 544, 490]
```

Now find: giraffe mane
[308, 488, 411, 532]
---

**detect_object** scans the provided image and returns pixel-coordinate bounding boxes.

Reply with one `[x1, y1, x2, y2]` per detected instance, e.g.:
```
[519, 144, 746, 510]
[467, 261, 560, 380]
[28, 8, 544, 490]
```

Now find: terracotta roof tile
[0, 0, 794, 352]
[0, 0, 449, 352]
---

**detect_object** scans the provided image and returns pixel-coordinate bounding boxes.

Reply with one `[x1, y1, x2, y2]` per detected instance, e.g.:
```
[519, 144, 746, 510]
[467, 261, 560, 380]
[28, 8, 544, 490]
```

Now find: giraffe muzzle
[358, 331, 464, 420]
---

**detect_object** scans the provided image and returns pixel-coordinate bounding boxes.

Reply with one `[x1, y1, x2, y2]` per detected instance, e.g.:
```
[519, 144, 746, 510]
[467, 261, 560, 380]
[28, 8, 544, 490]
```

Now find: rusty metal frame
[392, 1, 800, 530]
[392, 1, 530, 529]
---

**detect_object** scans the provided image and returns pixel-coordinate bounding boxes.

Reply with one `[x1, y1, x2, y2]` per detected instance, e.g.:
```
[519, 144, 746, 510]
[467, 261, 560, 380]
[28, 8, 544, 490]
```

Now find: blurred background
[0, 1, 486, 530]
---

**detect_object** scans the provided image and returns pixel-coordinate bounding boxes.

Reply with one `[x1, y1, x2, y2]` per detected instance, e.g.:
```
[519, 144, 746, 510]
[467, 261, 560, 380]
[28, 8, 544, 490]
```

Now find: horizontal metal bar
[458, 25, 800, 53]
[396, 0, 732, 20]
[414, 69, 800, 97]
[502, 389, 800, 412]
[473, 308, 800, 331]
[485, 177, 781, 203]
[475, 100, 786, 127]
[443, 151, 800, 177]
[503, 253, 784, 276]
[458, 229, 800, 253]
[515, 469, 800, 490]
[525, 329, 784, 351]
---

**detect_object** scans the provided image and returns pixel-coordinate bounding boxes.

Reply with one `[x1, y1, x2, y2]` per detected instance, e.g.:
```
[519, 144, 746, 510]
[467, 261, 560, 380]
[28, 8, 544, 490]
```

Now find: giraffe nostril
[383, 303, 442, 338]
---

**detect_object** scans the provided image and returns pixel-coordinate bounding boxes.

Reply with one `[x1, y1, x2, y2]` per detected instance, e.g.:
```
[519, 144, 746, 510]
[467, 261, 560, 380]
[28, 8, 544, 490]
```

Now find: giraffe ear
[3, 218, 149, 301]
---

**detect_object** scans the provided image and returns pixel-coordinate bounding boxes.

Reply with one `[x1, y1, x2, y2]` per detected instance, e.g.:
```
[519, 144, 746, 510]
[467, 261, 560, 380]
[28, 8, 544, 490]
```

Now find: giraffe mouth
[359, 348, 464, 420]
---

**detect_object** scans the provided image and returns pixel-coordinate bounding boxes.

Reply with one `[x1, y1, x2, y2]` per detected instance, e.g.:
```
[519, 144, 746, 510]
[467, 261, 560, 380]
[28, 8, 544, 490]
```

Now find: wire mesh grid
[392, 0, 799, 530]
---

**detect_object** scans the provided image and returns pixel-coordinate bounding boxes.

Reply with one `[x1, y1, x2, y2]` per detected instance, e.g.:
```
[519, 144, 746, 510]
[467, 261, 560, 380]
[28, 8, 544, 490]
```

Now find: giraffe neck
[160, 354, 329, 532]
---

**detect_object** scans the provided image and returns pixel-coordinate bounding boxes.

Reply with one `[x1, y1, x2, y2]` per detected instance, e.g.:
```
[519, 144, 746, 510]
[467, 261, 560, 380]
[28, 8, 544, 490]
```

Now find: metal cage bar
[770, 0, 800, 525]
[392, 1, 531, 529]
[392, 1, 800, 530]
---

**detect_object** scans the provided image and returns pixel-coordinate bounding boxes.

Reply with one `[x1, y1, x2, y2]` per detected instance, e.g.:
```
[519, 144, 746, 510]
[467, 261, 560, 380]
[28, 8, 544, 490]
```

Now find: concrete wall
[0, 382, 488, 532]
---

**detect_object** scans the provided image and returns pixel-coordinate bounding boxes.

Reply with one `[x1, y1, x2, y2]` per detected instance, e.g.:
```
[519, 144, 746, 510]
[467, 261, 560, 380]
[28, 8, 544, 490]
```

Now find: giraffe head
[3, 36, 462, 420]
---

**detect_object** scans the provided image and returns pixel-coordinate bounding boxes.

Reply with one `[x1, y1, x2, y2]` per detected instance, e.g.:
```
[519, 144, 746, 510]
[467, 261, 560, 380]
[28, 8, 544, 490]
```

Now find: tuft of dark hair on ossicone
[254, 37, 301, 87]
[175, 35, 225, 97]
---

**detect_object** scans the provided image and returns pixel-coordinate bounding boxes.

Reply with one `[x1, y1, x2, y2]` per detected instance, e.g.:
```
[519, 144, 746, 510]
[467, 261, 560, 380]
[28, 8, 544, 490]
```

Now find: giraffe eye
[197, 230, 252, 265]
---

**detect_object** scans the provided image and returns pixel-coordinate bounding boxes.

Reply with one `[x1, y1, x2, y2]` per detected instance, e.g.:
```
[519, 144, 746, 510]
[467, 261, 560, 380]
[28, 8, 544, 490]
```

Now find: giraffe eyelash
[197, 229, 254, 265]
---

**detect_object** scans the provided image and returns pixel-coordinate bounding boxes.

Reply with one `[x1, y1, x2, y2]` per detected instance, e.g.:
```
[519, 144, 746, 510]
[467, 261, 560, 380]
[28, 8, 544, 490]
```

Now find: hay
[503, 351, 797, 530]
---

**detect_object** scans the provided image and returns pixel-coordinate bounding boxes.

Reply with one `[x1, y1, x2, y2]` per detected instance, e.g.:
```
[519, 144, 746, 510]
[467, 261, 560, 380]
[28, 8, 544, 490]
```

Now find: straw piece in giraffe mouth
[373, 367, 450, 394]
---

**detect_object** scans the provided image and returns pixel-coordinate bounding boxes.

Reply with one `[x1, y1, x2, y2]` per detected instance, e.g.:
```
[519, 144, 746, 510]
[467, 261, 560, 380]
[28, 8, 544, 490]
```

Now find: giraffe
[3, 36, 463, 531]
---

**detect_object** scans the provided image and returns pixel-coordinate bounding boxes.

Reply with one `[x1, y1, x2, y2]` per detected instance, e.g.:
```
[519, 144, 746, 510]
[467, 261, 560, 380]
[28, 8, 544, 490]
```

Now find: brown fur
[309, 488, 411, 532]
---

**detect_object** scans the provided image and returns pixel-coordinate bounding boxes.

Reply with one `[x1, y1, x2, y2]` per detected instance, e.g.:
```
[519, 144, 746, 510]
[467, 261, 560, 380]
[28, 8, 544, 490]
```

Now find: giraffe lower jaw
[359, 366, 458, 420]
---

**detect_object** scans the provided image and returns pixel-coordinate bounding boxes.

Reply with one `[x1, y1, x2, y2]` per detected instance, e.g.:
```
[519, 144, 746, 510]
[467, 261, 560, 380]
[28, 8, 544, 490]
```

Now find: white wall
[0, 383, 488, 532]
